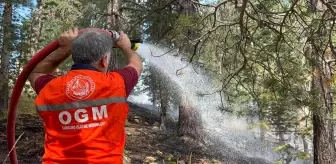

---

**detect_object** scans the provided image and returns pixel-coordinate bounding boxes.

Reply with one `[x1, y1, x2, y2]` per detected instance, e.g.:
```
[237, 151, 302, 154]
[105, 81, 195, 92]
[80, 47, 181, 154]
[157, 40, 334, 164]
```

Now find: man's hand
[115, 31, 143, 77]
[28, 28, 78, 92]
[58, 28, 79, 49]
[116, 31, 131, 51]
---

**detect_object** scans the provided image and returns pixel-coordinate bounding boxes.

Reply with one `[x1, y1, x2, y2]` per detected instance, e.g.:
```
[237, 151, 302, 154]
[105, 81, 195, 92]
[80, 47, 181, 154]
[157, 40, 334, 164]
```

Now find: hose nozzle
[109, 30, 120, 42]
[109, 30, 143, 51]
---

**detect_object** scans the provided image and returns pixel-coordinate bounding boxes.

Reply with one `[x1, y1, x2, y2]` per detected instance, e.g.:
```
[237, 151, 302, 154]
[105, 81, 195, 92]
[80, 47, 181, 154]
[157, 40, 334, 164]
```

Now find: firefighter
[28, 28, 143, 163]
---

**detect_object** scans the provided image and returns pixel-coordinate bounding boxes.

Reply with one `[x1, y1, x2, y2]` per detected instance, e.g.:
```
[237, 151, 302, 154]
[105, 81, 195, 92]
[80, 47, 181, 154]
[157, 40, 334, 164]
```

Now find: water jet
[133, 43, 313, 164]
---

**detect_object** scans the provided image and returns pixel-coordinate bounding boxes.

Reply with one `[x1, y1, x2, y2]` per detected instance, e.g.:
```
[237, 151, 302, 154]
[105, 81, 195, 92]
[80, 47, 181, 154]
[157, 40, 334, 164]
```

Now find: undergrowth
[0, 94, 37, 121]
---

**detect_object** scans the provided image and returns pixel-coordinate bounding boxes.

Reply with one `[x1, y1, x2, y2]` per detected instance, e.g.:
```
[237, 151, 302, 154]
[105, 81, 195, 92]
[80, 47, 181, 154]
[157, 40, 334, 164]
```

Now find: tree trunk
[306, 0, 336, 161]
[151, 85, 157, 106]
[28, 0, 43, 59]
[179, 0, 197, 15]
[149, 66, 157, 106]
[20, 0, 44, 96]
[158, 82, 168, 131]
[308, 0, 327, 12]
[178, 94, 204, 143]
[107, 0, 113, 28]
[107, 0, 122, 31]
[311, 49, 336, 164]
[278, 126, 286, 145]
[260, 125, 265, 141]
[0, 2, 13, 111]
[107, 0, 123, 70]
[312, 109, 336, 163]
[302, 135, 309, 153]
[323, 48, 335, 151]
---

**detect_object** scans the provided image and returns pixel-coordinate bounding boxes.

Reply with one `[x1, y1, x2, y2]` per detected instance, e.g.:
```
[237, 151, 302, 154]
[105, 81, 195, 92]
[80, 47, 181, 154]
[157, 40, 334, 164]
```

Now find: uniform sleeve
[112, 66, 139, 97]
[34, 75, 56, 94]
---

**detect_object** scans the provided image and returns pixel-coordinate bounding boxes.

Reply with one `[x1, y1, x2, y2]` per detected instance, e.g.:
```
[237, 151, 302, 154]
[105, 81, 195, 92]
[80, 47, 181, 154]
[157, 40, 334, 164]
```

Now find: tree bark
[179, 0, 197, 15]
[306, 1, 336, 161]
[158, 82, 168, 130]
[311, 49, 336, 164]
[107, 0, 123, 70]
[312, 109, 336, 163]
[108, 0, 122, 31]
[308, 0, 327, 12]
[107, 0, 113, 28]
[278, 126, 286, 145]
[260, 125, 265, 141]
[178, 94, 204, 143]
[302, 135, 309, 153]
[28, 0, 43, 59]
[0, 2, 13, 111]
[324, 50, 335, 152]
[20, 0, 44, 96]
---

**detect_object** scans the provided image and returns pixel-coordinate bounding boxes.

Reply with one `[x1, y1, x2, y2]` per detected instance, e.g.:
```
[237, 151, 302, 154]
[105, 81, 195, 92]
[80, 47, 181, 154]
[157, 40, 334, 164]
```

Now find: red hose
[6, 28, 112, 164]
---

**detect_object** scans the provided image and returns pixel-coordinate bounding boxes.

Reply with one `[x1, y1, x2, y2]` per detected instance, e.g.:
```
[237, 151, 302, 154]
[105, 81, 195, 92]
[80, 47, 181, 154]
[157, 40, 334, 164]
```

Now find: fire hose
[6, 28, 142, 164]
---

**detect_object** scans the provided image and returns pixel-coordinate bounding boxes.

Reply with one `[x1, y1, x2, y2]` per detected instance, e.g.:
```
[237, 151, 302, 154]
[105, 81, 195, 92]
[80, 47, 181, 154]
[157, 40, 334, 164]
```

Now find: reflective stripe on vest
[35, 71, 128, 163]
[36, 97, 126, 112]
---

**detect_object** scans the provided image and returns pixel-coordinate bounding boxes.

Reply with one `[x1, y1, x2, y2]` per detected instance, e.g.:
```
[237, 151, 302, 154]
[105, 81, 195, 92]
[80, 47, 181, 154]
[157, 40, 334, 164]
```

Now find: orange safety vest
[35, 69, 129, 164]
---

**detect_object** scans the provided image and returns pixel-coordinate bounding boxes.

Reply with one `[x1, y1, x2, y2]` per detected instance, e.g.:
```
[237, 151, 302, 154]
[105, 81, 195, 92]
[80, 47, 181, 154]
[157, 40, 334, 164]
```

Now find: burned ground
[0, 103, 269, 164]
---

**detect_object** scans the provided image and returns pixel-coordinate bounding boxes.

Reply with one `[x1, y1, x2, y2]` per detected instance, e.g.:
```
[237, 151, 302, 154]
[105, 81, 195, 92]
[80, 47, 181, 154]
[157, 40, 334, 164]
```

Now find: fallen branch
[2, 132, 25, 164]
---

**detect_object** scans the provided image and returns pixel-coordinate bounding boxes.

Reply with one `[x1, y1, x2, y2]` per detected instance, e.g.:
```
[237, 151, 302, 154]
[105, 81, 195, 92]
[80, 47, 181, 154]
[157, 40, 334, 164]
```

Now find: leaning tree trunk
[0, 2, 13, 111]
[178, 94, 204, 143]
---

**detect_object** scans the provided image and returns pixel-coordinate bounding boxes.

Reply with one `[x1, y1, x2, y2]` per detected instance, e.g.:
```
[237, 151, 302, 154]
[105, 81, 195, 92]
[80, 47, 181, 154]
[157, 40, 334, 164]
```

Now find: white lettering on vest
[92, 105, 108, 120]
[58, 105, 108, 125]
[59, 111, 71, 125]
[74, 109, 89, 123]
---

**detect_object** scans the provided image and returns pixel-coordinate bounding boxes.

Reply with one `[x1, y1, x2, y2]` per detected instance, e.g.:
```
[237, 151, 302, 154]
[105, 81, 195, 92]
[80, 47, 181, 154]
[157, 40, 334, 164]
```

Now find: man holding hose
[28, 28, 143, 163]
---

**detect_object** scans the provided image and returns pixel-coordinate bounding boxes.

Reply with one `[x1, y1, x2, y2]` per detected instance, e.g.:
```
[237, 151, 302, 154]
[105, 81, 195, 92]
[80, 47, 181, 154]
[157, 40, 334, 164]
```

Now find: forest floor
[0, 106, 226, 164]
[0, 102, 271, 164]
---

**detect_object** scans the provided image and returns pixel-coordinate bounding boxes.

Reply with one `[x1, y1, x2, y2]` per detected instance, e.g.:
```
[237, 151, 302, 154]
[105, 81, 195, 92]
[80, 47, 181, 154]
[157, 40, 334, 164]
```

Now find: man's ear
[100, 55, 108, 68]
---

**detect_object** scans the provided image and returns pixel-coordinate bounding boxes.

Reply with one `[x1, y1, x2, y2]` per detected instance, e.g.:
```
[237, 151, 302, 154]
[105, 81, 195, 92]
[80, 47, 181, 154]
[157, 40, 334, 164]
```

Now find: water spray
[6, 28, 142, 164]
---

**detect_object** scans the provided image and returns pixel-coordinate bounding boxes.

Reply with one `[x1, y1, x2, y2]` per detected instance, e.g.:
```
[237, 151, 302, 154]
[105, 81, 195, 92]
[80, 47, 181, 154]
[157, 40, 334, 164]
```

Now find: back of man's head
[72, 30, 113, 65]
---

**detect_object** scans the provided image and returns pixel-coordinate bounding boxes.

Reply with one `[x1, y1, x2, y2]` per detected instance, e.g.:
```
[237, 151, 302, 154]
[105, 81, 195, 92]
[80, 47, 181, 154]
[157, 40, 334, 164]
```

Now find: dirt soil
[0, 111, 226, 164]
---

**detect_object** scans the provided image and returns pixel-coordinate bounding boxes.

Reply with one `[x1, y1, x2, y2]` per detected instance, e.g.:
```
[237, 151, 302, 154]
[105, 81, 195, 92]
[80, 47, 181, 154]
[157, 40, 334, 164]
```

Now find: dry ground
[0, 100, 273, 164]
[0, 112, 224, 164]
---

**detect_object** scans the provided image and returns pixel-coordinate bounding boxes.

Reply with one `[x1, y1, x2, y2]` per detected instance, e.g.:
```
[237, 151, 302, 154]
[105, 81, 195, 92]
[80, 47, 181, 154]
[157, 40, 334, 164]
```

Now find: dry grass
[17, 95, 38, 116]
[0, 94, 37, 121]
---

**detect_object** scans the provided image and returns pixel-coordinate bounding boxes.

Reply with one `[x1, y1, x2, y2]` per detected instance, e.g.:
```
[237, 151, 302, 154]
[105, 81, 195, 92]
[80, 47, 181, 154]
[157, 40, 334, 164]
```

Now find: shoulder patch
[66, 75, 95, 101]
